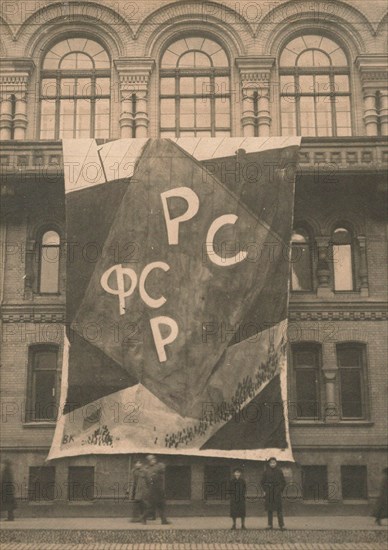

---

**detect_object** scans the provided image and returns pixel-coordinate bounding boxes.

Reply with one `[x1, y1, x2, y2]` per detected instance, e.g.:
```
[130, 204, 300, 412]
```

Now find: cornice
[289, 302, 388, 322]
[1, 303, 65, 323]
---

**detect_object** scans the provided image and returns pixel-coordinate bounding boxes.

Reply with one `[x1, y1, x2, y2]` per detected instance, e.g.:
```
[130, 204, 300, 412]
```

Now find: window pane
[334, 75, 349, 93]
[300, 96, 316, 135]
[75, 99, 91, 138]
[295, 369, 319, 417]
[333, 243, 353, 290]
[60, 78, 76, 96]
[59, 99, 75, 139]
[41, 79, 57, 99]
[180, 98, 195, 127]
[34, 370, 56, 420]
[329, 48, 347, 66]
[280, 97, 296, 134]
[95, 99, 110, 138]
[312, 50, 330, 67]
[215, 97, 230, 126]
[42, 231, 60, 246]
[40, 100, 56, 139]
[316, 100, 332, 136]
[197, 76, 211, 95]
[196, 99, 211, 127]
[299, 75, 314, 93]
[40, 243, 60, 293]
[180, 77, 195, 94]
[93, 51, 110, 69]
[160, 78, 175, 95]
[179, 52, 195, 68]
[60, 52, 78, 70]
[210, 49, 228, 67]
[341, 466, 367, 500]
[28, 467, 56, 502]
[165, 466, 191, 499]
[280, 48, 298, 66]
[338, 347, 361, 367]
[291, 243, 312, 290]
[297, 50, 314, 66]
[195, 52, 211, 68]
[68, 467, 95, 501]
[340, 368, 363, 417]
[161, 49, 179, 68]
[160, 98, 175, 128]
[302, 466, 328, 500]
[76, 52, 93, 70]
[77, 78, 92, 97]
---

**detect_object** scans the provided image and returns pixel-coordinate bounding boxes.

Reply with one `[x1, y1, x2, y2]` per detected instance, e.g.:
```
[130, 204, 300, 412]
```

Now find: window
[39, 230, 60, 294]
[26, 346, 58, 422]
[28, 467, 56, 501]
[331, 227, 354, 291]
[291, 228, 313, 291]
[302, 466, 328, 501]
[68, 467, 95, 501]
[341, 466, 367, 500]
[160, 37, 231, 137]
[337, 344, 366, 419]
[204, 465, 230, 500]
[165, 465, 191, 500]
[280, 35, 351, 136]
[292, 344, 321, 419]
[40, 38, 110, 139]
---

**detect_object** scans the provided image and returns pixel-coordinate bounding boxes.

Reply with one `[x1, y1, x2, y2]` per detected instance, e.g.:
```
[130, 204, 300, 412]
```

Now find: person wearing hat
[373, 467, 388, 526]
[1, 459, 16, 521]
[229, 468, 247, 530]
[261, 457, 286, 530]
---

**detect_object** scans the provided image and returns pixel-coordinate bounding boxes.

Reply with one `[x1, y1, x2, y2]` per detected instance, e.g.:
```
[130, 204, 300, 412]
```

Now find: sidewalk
[1, 516, 387, 530]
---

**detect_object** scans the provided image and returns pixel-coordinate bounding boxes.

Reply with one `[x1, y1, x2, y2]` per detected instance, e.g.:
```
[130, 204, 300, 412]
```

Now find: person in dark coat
[373, 467, 388, 525]
[1, 459, 16, 521]
[144, 455, 170, 525]
[261, 457, 286, 530]
[129, 460, 149, 523]
[229, 468, 246, 530]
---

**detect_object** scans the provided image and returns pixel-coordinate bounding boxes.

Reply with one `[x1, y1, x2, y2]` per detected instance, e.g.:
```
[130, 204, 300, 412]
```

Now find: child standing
[229, 468, 247, 530]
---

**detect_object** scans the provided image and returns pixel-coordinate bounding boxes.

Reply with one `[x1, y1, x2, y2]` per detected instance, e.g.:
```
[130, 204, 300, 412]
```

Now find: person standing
[145, 455, 170, 525]
[1, 459, 16, 521]
[373, 467, 388, 526]
[129, 460, 149, 523]
[229, 468, 247, 530]
[261, 457, 286, 530]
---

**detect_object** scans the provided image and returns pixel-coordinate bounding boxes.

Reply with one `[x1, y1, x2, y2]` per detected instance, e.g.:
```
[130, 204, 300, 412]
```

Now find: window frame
[38, 229, 61, 295]
[337, 343, 368, 421]
[39, 38, 111, 140]
[26, 344, 59, 423]
[331, 225, 356, 292]
[290, 226, 314, 292]
[159, 37, 231, 137]
[291, 343, 322, 420]
[279, 35, 352, 137]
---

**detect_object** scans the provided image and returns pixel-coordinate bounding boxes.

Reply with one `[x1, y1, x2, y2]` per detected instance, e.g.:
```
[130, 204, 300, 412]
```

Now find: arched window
[40, 38, 111, 139]
[39, 230, 60, 294]
[160, 37, 231, 137]
[291, 228, 313, 291]
[332, 226, 354, 291]
[279, 35, 351, 136]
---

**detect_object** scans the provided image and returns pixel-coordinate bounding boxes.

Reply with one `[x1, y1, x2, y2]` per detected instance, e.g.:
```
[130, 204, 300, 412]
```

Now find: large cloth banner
[49, 137, 301, 461]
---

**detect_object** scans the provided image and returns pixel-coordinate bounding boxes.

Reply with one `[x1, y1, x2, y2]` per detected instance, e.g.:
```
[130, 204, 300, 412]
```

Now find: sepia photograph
[0, 1, 387, 549]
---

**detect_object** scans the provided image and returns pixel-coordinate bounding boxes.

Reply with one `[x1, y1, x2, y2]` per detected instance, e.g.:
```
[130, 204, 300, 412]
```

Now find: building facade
[0, 0, 387, 513]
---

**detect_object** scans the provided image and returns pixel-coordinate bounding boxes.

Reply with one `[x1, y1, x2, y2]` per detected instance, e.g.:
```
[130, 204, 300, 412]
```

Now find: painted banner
[49, 137, 301, 461]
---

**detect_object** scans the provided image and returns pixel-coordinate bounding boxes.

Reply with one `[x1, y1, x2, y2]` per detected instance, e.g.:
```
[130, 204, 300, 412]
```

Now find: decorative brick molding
[1, 304, 65, 323]
[289, 309, 387, 322]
